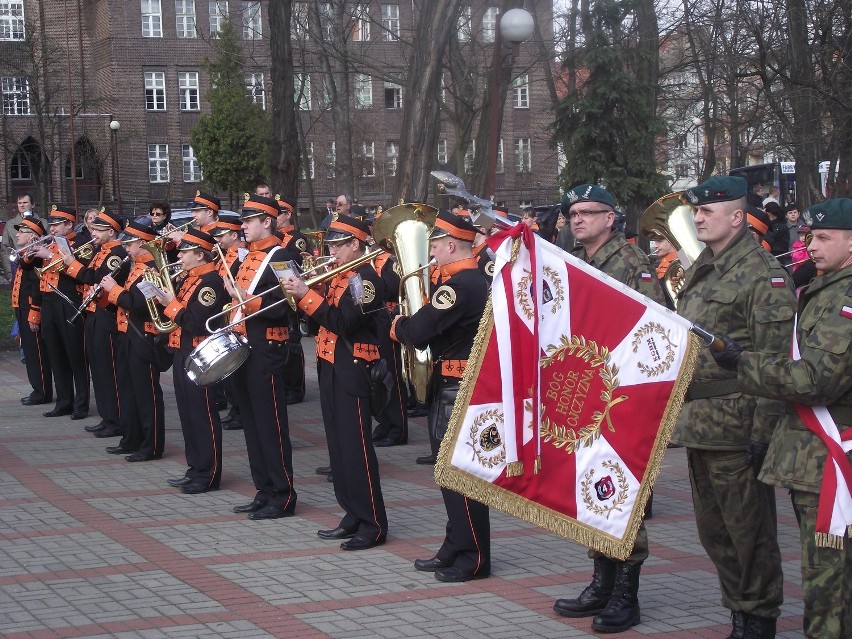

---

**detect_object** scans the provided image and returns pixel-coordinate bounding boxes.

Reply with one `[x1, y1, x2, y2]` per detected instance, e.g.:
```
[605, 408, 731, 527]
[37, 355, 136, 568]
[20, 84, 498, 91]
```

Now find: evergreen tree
[190, 23, 271, 205]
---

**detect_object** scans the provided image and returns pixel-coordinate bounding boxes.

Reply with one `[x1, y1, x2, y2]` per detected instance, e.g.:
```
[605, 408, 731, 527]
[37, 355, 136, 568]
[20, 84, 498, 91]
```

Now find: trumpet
[67, 254, 132, 324]
[205, 249, 381, 334]
[12, 235, 53, 258]
[35, 239, 97, 278]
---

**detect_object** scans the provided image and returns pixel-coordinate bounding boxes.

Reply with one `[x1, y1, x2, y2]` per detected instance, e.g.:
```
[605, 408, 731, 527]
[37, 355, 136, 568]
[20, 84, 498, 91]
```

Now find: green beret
[561, 184, 616, 211]
[804, 199, 852, 230]
[682, 176, 748, 205]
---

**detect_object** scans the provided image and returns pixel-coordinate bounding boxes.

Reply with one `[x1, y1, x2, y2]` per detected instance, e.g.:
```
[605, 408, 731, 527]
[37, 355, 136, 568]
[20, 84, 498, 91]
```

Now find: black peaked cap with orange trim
[325, 214, 371, 244]
[429, 210, 478, 242]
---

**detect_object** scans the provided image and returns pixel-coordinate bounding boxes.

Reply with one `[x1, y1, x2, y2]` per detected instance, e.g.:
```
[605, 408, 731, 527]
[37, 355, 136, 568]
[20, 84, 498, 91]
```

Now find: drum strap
[232, 246, 281, 326]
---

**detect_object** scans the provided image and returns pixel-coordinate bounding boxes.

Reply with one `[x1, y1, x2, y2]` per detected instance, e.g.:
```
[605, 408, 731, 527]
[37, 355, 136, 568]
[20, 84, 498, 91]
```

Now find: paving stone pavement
[0, 350, 806, 638]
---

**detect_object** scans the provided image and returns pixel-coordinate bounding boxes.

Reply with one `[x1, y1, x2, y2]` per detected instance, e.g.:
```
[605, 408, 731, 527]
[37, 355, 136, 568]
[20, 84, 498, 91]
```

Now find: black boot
[553, 557, 616, 618]
[742, 615, 776, 639]
[726, 611, 747, 639]
[590, 562, 641, 633]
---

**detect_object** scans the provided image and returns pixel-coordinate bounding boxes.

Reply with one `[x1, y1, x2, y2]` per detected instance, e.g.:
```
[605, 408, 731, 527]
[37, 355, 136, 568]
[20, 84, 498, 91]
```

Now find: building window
[144, 71, 167, 110]
[148, 144, 170, 183]
[2, 76, 29, 115]
[178, 72, 199, 110]
[352, 4, 370, 41]
[386, 141, 398, 177]
[141, 0, 163, 37]
[354, 74, 372, 109]
[457, 6, 471, 42]
[437, 139, 447, 165]
[295, 73, 311, 110]
[513, 74, 529, 109]
[464, 140, 475, 174]
[245, 72, 265, 108]
[242, 1, 261, 39]
[209, 0, 228, 35]
[496, 138, 504, 174]
[482, 7, 498, 42]
[322, 75, 332, 109]
[381, 4, 399, 41]
[360, 141, 375, 177]
[182, 144, 203, 182]
[319, 3, 334, 40]
[9, 149, 31, 180]
[292, 2, 308, 39]
[384, 82, 402, 109]
[64, 157, 84, 179]
[515, 138, 531, 173]
[326, 142, 335, 179]
[0, 0, 25, 40]
[175, 1, 197, 38]
[300, 142, 314, 180]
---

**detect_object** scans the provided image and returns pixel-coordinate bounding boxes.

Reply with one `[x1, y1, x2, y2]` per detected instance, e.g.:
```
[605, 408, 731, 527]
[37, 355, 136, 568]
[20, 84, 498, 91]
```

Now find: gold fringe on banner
[815, 532, 846, 550]
[505, 461, 524, 477]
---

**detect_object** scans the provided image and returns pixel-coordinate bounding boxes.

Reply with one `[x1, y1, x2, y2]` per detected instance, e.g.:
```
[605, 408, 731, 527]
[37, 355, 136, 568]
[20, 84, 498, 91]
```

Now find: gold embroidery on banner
[580, 460, 630, 520]
[631, 321, 675, 378]
[516, 266, 565, 321]
[467, 408, 506, 469]
[539, 335, 628, 454]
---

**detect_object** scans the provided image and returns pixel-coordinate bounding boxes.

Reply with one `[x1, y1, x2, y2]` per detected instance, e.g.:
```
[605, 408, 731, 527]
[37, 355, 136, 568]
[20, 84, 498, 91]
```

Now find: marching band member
[166, 191, 220, 247]
[157, 228, 226, 493]
[390, 210, 490, 581]
[283, 215, 388, 549]
[13, 218, 53, 406]
[225, 194, 297, 520]
[100, 221, 166, 462]
[63, 210, 130, 439]
[28, 205, 90, 420]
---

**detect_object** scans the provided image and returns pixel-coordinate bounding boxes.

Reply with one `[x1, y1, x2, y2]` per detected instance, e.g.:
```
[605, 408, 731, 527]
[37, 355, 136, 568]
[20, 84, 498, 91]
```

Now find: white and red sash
[791, 322, 852, 548]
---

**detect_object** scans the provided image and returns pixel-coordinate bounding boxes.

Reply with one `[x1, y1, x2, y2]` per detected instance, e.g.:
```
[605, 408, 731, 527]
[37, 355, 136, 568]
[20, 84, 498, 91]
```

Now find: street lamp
[483, 7, 535, 203]
[109, 120, 122, 215]
[690, 116, 704, 184]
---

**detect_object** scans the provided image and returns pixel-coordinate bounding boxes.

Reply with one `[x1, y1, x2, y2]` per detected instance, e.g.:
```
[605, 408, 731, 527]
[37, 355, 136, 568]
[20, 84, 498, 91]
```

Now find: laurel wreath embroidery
[631, 322, 675, 378]
[515, 267, 566, 321]
[467, 408, 506, 468]
[516, 271, 534, 320]
[539, 335, 628, 454]
[580, 461, 630, 519]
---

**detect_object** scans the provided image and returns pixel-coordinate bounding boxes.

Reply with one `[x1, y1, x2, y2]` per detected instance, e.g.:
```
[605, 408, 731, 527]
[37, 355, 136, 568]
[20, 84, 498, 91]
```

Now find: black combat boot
[726, 611, 747, 639]
[742, 615, 776, 639]
[553, 557, 616, 618]
[590, 562, 641, 633]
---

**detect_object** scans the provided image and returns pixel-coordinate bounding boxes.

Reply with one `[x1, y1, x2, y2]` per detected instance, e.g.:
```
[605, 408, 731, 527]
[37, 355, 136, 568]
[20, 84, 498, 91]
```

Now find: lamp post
[483, 8, 535, 203]
[109, 120, 122, 215]
[690, 116, 704, 184]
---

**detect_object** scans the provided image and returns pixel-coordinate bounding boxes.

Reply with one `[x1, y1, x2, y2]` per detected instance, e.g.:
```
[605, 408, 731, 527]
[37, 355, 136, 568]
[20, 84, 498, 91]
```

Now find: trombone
[205, 249, 381, 334]
[35, 239, 97, 278]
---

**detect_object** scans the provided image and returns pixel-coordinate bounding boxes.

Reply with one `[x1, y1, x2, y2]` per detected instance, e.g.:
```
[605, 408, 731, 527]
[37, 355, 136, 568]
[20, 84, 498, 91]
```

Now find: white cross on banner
[435, 224, 700, 559]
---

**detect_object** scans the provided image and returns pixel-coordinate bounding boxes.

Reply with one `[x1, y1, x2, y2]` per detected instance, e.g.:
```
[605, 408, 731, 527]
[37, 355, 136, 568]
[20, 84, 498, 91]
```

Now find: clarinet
[67, 255, 132, 325]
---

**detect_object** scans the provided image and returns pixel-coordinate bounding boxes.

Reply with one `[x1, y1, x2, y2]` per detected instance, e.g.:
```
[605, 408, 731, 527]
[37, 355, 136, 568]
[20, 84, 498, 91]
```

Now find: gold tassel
[534, 456, 542, 474]
[815, 532, 845, 550]
[505, 461, 524, 477]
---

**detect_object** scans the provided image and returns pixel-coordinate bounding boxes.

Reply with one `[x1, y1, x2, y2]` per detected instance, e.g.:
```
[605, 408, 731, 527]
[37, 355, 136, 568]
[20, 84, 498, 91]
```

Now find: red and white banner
[435, 225, 699, 559]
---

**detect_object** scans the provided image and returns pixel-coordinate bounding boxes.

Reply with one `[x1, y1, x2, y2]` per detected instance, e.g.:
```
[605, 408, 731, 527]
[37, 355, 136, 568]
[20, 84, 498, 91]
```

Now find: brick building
[1, 1, 560, 221]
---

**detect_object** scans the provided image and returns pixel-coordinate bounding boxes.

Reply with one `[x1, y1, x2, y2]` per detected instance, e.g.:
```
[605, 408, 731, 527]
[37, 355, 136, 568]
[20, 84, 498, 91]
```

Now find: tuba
[142, 240, 178, 333]
[639, 192, 705, 306]
[372, 202, 438, 403]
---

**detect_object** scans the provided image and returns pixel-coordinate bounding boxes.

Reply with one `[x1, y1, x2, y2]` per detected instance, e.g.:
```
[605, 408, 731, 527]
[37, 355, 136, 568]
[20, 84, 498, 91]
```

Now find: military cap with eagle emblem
[804, 198, 852, 230]
[561, 184, 617, 211]
[682, 176, 748, 206]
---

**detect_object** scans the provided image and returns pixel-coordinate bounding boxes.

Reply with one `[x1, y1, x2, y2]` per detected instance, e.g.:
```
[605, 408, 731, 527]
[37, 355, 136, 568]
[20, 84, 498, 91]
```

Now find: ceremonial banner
[435, 224, 699, 559]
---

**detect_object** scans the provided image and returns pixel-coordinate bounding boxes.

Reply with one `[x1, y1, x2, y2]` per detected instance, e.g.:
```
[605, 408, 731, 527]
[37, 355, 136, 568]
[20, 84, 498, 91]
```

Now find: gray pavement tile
[0, 470, 36, 500]
[44, 461, 200, 495]
[4, 438, 129, 464]
[0, 501, 85, 534]
[0, 531, 146, 576]
[86, 490, 259, 523]
[76, 620, 278, 638]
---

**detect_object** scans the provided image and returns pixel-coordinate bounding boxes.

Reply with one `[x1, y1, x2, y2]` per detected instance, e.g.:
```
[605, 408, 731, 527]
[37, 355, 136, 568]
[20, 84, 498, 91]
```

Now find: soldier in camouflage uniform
[711, 198, 852, 639]
[553, 185, 665, 633]
[671, 176, 795, 639]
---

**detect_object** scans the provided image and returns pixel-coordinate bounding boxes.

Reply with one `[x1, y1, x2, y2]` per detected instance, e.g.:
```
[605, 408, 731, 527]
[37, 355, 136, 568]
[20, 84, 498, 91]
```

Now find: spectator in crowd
[763, 201, 790, 261]
[786, 204, 803, 248]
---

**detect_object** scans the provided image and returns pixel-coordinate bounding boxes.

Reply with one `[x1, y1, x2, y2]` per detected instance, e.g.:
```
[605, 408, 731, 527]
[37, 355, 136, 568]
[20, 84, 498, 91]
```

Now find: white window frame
[182, 144, 203, 182]
[496, 138, 504, 174]
[512, 74, 529, 109]
[437, 139, 447, 165]
[295, 73, 311, 110]
[245, 72, 265, 109]
[300, 141, 314, 180]
[141, 0, 163, 38]
[360, 141, 376, 178]
[464, 140, 475, 174]
[148, 144, 170, 183]
[352, 4, 370, 41]
[457, 6, 471, 42]
[144, 71, 167, 111]
[381, 4, 399, 41]
[175, 0, 197, 37]
[241, 1, 262, 39]
[386, 141, 398, 177]
[2, 76, 30, 115]
[515, 138, 531, 173]
[482, 7, 498, 43]
[384, 81, 402, 109]
[178, 72, 200, 110]
[209, 0, 228, 35]
[326, 141, 335, 179]
[354, 74, 372, 109]
[0, 0, 25, 41]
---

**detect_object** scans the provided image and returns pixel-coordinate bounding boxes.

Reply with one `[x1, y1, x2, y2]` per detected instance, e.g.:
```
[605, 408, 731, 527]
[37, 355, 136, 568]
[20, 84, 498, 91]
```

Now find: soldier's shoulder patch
[840, 305, 852, 320]
[432, 285, 456, 310]
[106, 255, 123, 271]
[295, 238, 307, 252]
[362, 279, 376, 304]
[198, 287, 217, 307]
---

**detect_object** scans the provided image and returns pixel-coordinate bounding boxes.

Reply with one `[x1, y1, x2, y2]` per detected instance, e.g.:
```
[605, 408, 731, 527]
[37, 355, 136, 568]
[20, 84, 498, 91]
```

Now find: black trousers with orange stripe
[84, 309, 121, 430]
[118, 332, 165, 458]
[232, 348, 297, 511]
[372, 339, 408, 443]
[173, 351, 222, 488]
[41, 292, 88, 414]
[318, 359, 388, 541]
[430, 382, 490, 575]
[15, 305, 52, 402]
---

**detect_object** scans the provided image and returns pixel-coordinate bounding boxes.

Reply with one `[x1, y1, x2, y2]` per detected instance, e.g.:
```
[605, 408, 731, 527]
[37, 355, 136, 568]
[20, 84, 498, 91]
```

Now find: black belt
[785, 403, 852, 426]
[685, 379, 740, 401]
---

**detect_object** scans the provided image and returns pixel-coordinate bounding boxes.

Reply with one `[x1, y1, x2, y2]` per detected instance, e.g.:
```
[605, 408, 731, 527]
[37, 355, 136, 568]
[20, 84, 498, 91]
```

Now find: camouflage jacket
[671, 228, 795, 449]
[739, 265, 852, 492]
[570, 232, 665, 304]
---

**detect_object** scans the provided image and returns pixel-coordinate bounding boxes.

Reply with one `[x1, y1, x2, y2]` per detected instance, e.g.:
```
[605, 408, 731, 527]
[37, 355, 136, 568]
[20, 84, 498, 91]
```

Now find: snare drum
[185, 330, 250, 386]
